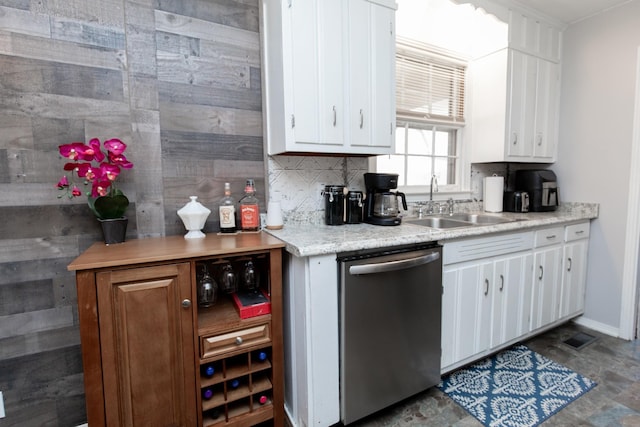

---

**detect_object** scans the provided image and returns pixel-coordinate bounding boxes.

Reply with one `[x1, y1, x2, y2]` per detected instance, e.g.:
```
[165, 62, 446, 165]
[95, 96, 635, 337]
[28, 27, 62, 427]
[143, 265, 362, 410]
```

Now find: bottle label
[219, 206, 236, 229]
[241, 204, 259, 229]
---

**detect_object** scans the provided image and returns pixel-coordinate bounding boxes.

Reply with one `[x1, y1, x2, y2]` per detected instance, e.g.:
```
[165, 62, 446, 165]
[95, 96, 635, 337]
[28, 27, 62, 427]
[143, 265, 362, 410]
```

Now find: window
[376, 36, 468, 194]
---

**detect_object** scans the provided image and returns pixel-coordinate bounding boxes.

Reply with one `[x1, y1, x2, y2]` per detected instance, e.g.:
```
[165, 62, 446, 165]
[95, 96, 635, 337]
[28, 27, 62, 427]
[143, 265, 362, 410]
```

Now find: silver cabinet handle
[359, 109, 364, 129]
[567, 257, 572, 272]
[512, 132, 518, 145]
[538, 266, 544, 280]
[499, 274, 504, 291]
[484, 279, 489, 296]
[546, 235, 557, 240]
[235, 336, 243, 345]
[332, 105, 337, 126]
[182, 299, 191, 308]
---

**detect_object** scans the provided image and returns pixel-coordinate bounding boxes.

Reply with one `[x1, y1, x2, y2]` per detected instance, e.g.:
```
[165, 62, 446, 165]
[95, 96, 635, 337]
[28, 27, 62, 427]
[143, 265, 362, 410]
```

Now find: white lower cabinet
[491, 253, 534, 348]
[442, 232, 534, 372]
[530, 227, 564, 331]
[560, 222, 590, 319]
[442, 221, 590, 374]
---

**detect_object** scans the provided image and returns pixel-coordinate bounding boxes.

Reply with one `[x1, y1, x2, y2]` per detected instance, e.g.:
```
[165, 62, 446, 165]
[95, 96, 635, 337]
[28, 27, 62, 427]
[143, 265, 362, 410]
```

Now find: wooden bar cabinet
[68, 233, 285, 427]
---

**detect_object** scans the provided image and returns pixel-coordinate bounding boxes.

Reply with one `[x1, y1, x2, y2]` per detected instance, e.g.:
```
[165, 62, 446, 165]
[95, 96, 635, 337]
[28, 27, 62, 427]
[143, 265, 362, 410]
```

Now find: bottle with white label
[239, 179, 260, 232]
[218, 182, 236, 233]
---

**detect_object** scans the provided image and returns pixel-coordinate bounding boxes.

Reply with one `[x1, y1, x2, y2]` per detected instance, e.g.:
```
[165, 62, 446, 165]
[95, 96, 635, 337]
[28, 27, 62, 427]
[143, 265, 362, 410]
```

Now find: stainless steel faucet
[428, 174, 438, 214]
[430, 174, 438, 201]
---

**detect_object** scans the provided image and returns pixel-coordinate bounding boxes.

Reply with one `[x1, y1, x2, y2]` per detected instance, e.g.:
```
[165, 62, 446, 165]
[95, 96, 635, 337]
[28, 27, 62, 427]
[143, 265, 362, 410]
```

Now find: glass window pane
[433, 157, 452, 185]
[434, 130, 453, 156]
[377, 155, 406, 186]
[395, 126, 406, 154]
[407, 128, 432, 155]
[407, 156, 431, 186]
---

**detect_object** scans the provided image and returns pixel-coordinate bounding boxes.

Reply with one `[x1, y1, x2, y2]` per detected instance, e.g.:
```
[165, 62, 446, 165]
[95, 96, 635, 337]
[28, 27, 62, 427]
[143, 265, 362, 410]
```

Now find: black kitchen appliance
[503, 191, 530, 212]
[364, 173, 407, 226]
[514, 170, 559, 212]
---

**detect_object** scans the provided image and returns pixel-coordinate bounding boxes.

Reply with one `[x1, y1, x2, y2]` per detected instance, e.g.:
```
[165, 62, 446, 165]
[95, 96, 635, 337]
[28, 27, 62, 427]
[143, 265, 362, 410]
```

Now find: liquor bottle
[239, 179, 260, 232]
[218, 182, 237, 233]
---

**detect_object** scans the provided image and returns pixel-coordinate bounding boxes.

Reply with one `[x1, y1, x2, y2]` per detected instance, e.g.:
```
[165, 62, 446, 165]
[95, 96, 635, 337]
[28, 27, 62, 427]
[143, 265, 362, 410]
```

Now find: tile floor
[348, 322, 640, 426]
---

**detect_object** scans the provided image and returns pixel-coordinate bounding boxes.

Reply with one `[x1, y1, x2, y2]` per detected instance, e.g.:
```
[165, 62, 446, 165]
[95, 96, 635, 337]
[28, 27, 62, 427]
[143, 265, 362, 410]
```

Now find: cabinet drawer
[201, 323, 271, 359]
[534, 227, 564, 247]
[565, 222, 590, 242]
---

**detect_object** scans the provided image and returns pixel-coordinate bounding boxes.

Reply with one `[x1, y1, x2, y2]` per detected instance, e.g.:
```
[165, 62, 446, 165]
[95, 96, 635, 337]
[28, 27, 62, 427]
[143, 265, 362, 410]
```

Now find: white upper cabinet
[261, 0, 396, 156]
[469, 9, 561, 163]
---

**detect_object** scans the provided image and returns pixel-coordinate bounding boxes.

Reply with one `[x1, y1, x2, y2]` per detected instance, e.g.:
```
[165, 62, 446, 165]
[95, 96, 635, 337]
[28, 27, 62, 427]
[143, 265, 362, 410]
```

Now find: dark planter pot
[98, 217, 128, 245]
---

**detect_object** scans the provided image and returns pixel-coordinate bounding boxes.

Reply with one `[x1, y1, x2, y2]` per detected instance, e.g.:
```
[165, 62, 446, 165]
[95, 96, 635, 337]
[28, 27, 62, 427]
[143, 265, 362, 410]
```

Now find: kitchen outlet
[0, 391, 5, 418]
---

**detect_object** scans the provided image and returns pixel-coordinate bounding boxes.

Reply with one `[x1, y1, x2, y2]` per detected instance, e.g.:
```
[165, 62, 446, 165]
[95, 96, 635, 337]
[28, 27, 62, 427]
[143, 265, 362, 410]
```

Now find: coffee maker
[364, 173, 407, 226]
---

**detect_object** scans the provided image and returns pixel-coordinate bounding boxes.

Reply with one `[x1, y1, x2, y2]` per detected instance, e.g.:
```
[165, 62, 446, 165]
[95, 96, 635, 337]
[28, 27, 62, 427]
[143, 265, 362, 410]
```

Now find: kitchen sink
[405, 213, 516, 229]
[446, 213, 514, 225]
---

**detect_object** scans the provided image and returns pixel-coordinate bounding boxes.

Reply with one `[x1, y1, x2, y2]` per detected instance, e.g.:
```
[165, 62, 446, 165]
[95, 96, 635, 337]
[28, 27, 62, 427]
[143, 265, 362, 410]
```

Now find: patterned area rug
[438, 345, 597, 427]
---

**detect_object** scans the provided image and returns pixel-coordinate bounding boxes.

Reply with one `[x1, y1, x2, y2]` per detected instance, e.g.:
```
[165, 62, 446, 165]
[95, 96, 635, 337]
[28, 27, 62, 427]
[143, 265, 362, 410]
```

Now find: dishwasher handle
[348, 251, 440, 275]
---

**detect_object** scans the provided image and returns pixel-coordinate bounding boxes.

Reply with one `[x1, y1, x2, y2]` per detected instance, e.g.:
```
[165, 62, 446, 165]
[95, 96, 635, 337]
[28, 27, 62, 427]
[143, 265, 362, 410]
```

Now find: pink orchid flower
[99, 163, 121, 181]
[57, 176, 69, 189]
[104, 138, 127, 156]
[71, 185, 82, 197]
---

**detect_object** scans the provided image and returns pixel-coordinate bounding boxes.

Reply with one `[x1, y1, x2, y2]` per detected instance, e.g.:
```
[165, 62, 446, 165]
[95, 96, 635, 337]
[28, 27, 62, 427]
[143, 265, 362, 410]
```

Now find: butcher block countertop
[67, 231, 285, 271]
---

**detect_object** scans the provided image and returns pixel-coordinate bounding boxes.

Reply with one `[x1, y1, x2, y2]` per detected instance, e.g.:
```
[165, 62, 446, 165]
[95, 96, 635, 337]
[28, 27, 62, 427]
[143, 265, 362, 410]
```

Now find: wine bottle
[239, 179, 260, 232]
[218, 182, 237, 233]
[202, 388, 214, 400]
[229, 378, 240, 389]
[255, 351, 268, 362]
[258, 395, 268, 405]
[201, 363, 215, 377]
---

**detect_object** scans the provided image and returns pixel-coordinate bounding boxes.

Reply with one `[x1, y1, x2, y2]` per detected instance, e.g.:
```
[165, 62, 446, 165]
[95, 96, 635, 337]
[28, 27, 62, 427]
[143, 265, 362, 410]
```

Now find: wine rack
[197, 249, 277, 427]
[200, 349, 274, 426]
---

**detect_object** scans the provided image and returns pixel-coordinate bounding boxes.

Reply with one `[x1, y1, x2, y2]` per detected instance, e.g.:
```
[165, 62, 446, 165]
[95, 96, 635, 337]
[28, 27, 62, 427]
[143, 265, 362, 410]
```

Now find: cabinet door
[97, 263, 196, 427]
[533, 58, 559, 160]
[491, 253, 533, 348]
[507, 50, 536, 159]
[442, 261, 492, 368]
[289, 0, 344, 146]
[531, 246, 562, 331]
[347, 0, 395, 151]
[560, 239, 588, 318]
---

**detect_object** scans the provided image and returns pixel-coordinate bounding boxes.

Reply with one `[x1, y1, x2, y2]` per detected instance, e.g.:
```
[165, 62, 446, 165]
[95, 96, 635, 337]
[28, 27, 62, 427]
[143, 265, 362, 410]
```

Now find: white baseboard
[76, 424, 88, 427]
[572, 316, 621, 338]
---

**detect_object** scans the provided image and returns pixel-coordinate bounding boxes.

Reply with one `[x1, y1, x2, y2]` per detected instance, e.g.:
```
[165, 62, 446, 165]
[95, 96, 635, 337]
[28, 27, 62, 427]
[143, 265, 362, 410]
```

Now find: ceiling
[514, 0, 632, 24]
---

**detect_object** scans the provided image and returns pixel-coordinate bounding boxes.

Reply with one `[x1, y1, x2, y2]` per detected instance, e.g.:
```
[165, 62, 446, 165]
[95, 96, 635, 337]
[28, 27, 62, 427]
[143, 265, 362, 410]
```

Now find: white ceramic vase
[177, 196, 211, 239]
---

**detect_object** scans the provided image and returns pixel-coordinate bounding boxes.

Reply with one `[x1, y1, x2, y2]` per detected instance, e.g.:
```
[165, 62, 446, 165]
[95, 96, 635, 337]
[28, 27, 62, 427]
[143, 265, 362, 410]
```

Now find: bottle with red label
[239, 179, 260, 232]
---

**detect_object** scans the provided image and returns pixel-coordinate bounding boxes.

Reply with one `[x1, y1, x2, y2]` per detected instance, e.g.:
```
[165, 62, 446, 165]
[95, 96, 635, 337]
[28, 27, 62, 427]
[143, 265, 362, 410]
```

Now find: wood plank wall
[0, 0, 264, 425]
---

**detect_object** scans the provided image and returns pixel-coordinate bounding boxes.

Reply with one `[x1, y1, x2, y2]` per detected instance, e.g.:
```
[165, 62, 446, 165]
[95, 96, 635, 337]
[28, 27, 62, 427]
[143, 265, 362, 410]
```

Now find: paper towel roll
[484, 175, 504, 212]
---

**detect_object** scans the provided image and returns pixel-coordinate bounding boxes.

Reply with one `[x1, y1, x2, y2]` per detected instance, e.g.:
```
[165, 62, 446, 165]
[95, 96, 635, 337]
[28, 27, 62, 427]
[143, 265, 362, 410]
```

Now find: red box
[231, 289, 271, 319]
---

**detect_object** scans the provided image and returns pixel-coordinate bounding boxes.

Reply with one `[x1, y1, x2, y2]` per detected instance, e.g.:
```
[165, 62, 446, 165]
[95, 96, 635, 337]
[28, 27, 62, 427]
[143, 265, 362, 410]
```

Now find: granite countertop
[264, 203, 599, 257]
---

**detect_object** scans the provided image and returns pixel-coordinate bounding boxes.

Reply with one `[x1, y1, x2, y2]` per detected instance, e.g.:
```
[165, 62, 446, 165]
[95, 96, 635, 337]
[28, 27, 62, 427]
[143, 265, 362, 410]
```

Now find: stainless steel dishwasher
[338, 243, 442, 425]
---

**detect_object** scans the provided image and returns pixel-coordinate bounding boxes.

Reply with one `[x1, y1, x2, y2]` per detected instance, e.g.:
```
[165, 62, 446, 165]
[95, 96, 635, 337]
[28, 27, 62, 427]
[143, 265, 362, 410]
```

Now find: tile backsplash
[266, 155, 549, 223]
[267, 155, 368, 223]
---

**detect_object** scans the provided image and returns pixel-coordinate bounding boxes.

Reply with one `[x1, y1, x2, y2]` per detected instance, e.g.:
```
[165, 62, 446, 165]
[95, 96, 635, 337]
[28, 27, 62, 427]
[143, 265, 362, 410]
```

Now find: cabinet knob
[235, 336, 244, 345]
[182, 299, 192, 308]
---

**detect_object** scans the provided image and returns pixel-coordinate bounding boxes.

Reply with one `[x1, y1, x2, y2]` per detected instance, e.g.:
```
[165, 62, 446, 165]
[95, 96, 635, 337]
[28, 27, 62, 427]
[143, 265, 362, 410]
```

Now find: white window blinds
[396, 36, 466, 125]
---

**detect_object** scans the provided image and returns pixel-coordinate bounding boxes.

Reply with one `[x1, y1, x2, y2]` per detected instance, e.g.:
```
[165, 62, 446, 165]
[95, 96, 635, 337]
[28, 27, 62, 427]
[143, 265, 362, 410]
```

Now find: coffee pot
[372, 191, 407, 218]
[363, 173, 407, 226]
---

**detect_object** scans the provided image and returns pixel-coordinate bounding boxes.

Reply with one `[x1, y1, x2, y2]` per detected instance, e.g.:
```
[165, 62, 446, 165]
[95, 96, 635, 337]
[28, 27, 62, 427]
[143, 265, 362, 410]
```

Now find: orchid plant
[56, 138, 134, 220]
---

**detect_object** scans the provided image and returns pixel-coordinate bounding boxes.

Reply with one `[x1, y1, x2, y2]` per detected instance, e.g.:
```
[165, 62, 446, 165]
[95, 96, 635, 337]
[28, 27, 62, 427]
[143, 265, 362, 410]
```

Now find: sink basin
[405, 213, 516, 229]
[405, 217, 472, 229]
[446, 213, 514, 225]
